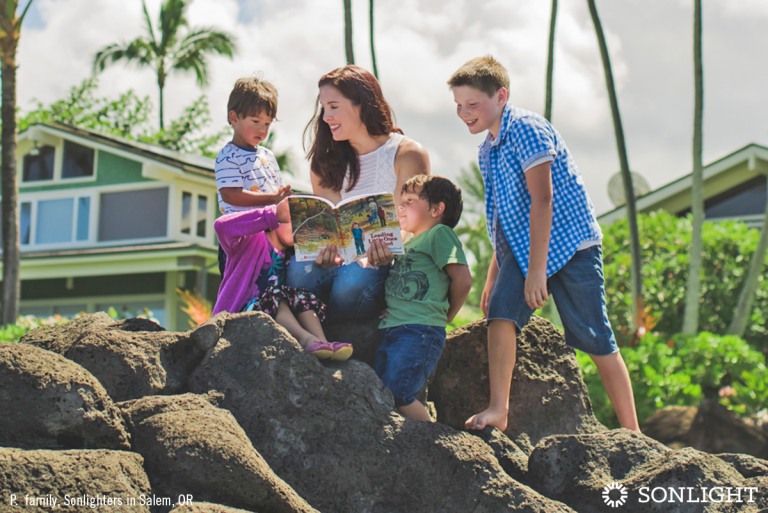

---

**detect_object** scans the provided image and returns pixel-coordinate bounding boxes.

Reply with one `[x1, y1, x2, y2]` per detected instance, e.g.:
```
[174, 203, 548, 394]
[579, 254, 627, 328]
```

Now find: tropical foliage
[93, 0, 236, 129]
[602, 210, 768, 349]
[579, 332, 768, 428]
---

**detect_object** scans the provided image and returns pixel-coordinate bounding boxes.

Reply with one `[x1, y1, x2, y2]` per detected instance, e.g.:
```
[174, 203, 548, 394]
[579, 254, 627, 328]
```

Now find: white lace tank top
[340, 133, 405, 200]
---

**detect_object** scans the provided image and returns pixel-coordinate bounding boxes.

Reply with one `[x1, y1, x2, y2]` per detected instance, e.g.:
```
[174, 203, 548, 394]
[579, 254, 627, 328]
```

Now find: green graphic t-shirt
[379, 224, 468, 329]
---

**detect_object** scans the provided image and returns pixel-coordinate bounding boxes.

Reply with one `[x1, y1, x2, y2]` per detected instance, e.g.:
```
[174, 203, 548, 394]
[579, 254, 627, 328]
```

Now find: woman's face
[319, 85, 365, 142]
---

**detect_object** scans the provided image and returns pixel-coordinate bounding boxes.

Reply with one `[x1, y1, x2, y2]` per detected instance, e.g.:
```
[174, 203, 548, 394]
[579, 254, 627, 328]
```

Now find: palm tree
[544, 0, 558, 121]
[369, 0, 378, 79]
[586, 0, 644, 340]
[93, 0, 236, 130]
[728, 203, 768, 338]
[0, 0, 36, 325]
[344, 0, 354, 65]
[683, 0, 704, 334]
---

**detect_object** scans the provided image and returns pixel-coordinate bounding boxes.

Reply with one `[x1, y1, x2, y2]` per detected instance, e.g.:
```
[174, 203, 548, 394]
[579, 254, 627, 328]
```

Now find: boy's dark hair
[447, 55, 510, 97]
[227, 76, 278, 122]
[402, 175, 463, 229]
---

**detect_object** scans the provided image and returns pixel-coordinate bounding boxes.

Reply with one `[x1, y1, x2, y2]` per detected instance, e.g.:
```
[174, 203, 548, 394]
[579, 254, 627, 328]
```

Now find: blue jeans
[488, 244, 619, 356]
[376, 324, 446, 407]
[286, 256, 390, 322]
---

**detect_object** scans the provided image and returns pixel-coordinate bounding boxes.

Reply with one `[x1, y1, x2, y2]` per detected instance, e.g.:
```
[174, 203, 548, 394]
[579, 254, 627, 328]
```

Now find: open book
[289, 192, 404, 264]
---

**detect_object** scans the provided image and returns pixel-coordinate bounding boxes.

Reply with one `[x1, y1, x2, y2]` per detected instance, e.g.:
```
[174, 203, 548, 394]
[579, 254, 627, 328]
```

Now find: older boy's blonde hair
[227, 75, 278, 122]
[447, 55, 510, 97]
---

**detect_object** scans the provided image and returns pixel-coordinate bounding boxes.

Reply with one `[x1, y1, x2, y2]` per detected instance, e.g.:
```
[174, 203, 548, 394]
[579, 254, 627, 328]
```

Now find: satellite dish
[608, 172, 651, 207]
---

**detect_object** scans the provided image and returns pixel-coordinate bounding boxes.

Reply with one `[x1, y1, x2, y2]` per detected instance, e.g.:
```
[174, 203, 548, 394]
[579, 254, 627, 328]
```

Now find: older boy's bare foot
[464, 407, 509, 431]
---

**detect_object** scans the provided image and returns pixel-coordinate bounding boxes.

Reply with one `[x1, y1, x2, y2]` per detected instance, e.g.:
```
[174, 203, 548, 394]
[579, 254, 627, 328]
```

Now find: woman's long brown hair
[304, 66, 402, 193]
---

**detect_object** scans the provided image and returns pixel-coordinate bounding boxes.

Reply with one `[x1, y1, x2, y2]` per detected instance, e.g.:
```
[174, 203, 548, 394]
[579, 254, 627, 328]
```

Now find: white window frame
[19, 182, 175, 251]
[175, 184, 213, 243]
[20, 138, 99, 185]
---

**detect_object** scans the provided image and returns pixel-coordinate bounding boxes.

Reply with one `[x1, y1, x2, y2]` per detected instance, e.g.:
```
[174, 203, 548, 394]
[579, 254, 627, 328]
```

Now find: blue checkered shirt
[479, 104, 602, 277]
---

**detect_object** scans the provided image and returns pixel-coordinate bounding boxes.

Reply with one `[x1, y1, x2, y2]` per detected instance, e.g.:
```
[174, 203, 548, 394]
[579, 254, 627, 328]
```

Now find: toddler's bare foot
[464, 407, 509, 431]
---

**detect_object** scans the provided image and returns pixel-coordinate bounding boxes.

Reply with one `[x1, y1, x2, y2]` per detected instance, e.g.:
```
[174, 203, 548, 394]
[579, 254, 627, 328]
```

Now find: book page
[289, 196, 346, 262]
[337, 193, 403, 264]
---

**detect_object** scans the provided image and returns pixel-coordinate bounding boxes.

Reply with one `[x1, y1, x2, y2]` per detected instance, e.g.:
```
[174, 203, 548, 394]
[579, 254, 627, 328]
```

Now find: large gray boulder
[66, 322, 221, 402]
[170, 503, 253, 513]
[430, 317, 605, 453]
[189, 312, 576, 513]
[120, 393, 317, 513]
[0, 343, 130, 450]
[528, 429, 759, 512]
[0, 447, 152, 512]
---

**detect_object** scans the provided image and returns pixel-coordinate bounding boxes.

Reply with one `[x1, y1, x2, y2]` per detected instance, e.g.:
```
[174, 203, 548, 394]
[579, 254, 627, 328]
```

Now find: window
[19, 197, 92, 247]
[36, 198, 74, 244]
[76, 197, 90, 241]
[23, 145, 55, 181]
[181, 192, 192, 234]
[98, 188, 169, 241]
[197, 195, 207, 237]
[62, 140, 95, 179]
[20, 202, 31, 245]
[180, 191, 208, 238]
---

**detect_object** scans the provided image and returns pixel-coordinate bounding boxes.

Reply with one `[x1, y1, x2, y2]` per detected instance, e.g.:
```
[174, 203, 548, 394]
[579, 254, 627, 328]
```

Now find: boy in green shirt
[376, 175, 473, 421]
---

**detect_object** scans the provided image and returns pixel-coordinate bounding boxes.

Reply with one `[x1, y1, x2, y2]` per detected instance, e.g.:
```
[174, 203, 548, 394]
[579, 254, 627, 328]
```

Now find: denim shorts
[286, 256, 390, 323]
[375, 324, 446, 407]
[487, 243, 619, 357]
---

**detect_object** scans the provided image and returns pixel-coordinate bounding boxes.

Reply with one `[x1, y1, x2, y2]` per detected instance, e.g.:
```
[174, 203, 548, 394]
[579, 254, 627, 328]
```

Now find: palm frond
[141, 0, 158, 46]
[93, 38, 156, 74]
[159, 0, 189, 50]
[172, 28, 236, 86]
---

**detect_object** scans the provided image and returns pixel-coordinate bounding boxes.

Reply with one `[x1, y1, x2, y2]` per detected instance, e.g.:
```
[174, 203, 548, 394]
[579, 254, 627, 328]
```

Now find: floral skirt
[243, 285, 326, 323]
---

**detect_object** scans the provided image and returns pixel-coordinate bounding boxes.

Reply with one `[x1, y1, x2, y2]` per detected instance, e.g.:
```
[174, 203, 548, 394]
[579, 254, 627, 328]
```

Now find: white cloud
[16, 0, 768, 215]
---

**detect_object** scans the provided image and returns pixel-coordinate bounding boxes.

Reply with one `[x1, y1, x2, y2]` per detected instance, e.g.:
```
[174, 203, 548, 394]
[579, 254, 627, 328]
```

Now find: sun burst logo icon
[603, 482, 628, 508]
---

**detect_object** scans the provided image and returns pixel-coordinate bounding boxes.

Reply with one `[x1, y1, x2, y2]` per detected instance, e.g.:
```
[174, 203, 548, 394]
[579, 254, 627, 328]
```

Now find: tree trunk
[1, 36, 20, 325]
[544, 0, 558, 121]
[683, 0, 704, 334]
[369, 0, 378, 79]
[728, 201, 768, 338]
[158, 76, 165, 131]
[586, 0, 644, 339]
[344, 0, 354, 65]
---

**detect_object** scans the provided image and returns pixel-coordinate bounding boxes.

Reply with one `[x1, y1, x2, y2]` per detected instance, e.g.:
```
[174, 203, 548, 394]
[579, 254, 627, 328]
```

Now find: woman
[287, 65, 430, 322]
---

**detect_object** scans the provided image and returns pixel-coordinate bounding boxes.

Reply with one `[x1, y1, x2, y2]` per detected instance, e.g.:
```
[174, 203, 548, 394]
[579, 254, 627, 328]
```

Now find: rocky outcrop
[641, 405, 697, 446]
[528, 430, 760, 512]
[120, 393, 318, 513]
[430, 317, 605, 452]
[0, 447, 151, 512]
[6, 312, 767, 513]
[189, 312, 575, 513]
[18, 311, 114, 355]
[0, 343, 130, 450]
[67, 322, 221, 402]
[686, 399, 768, 459]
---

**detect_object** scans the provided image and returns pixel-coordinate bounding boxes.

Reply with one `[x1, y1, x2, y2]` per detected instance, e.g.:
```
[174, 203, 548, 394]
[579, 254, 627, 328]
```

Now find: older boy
[216, 76, 292, 273]
[448, 56, 639, 432]
[375, 175, 472, 422]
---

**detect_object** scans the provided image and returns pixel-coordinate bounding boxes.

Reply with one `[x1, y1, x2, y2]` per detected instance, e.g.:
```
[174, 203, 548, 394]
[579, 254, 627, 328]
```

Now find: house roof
[19, 123, 313, 191]
[597, 142, 768, 224]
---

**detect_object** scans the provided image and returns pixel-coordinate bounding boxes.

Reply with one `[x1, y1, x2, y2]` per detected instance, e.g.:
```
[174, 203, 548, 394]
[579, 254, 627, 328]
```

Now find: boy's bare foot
[464, 407, 509, 431]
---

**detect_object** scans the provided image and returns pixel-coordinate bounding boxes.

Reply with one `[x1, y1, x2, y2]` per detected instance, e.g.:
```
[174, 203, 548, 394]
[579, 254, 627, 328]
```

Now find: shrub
[602, 211, 767, 349]
[578, 331, 768, 428]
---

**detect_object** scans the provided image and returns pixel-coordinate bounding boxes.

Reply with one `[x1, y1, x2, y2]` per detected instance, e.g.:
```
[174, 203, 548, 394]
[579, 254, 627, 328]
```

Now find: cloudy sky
[17, 0, 768, 215]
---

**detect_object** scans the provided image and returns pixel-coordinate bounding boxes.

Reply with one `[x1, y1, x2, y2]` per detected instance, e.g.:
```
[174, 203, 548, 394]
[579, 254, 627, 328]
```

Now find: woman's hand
[481, 282, 494, 318]
[276, 198, 291, 224]
[367, 239, 395, 267]
[315, 244, 343, 268]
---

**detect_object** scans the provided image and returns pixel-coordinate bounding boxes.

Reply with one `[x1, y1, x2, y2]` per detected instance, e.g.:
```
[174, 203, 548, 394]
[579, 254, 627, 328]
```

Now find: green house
[3, 123, 309, 330]
[598, 143, 768, 228]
